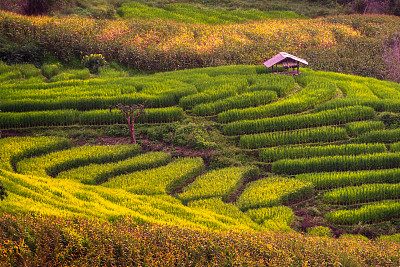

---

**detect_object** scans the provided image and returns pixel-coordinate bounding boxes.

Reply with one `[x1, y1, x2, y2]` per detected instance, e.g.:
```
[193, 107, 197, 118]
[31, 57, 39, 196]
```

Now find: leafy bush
[82, 54, 106, 74]
[41, 63, 62, 79]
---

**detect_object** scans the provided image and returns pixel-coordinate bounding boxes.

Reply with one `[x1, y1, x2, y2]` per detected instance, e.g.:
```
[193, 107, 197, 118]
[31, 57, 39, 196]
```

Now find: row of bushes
[218, 81, 337, 123]
[236, 177, 313, 211]
[323, 183, 400, 204]
[177, 166, 259, 204]
[239, 126, 348, 149]
[192, 90, 277, 116]
[272, 152, 400, 175]
[297, 168, 400, 189]
[315, 98, 400, 113]
[224, 106, 375, 135]
[57, 152, 172, 185]
[0, 107, 185, 128]
[0, 136, 72, 172]
[16, 144, 141, 178]
[326, 200, 400, 224]
[259, 143, 386, 162]
[102, 157, 205, 195]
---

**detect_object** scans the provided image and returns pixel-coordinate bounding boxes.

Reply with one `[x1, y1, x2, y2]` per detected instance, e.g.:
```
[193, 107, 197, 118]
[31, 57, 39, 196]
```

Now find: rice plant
[16, 144, 141, 178]
[239, 126, 348, 149]
[177, 166, 259, 203]
[325, 200, 400, 224]
[236, 177, 313, 211]
[192, 90, 277, 116]
[345, 120, 385, 137]
[272, 152, 400, 175]
[297, 168, 400, 189]
[224, 106, 374, 136]
[323, 183, 400, 205]
[356, 128, 400, 143]
[260, 143, 386, 162]
[102, 157, 205, 195]
[57, 152, 172, 184]
[218, 81, 336, 123]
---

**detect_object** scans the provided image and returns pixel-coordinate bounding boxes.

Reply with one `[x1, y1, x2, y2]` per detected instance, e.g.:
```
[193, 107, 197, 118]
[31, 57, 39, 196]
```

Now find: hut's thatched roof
[263, 52, 308, 68]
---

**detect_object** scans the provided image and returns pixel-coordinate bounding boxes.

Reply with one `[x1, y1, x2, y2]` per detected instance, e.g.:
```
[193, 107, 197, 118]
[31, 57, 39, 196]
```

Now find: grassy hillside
[2, 62, 400, 264]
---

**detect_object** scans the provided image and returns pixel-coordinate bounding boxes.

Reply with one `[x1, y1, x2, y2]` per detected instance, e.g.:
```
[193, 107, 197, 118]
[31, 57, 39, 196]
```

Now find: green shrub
[82, 54, 106, 74]
[41, 63, 62, 79]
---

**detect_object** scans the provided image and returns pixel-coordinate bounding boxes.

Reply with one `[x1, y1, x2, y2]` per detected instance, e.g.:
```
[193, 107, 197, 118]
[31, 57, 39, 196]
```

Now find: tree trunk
[130, 119, 136, 144]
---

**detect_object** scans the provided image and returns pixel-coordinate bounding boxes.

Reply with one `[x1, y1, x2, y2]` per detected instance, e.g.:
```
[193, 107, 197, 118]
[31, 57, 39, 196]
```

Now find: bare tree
[109, 101, 149, 144]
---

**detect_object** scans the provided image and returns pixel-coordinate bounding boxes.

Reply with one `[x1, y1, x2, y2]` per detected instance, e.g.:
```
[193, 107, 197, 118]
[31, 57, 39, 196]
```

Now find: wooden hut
[263, 52, 308, 75]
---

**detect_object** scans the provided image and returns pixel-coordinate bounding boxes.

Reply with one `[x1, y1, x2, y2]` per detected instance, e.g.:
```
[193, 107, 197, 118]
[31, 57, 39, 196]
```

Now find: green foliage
[0, 107, 184, 128]
[378, 233, 400, 243]
[272, 153, 400, 175]
[316, 98, 400, 113]
[172, 122, 217, 149]
[178, 166, 259, 203]
[307, 226, 332, 237]
[326, 200, 400, 224]
[82, 54, 106, 74]
[102, 157, 205, 195]
[192, 90, 277, 116]
[224, 106, 375, 136]
[187, 197, 260, 230]
[57, 152, 172, 184]
[0, 136, 73, 172]
[236, 177, 313, 210]
[260, 143, 386, 162]
[323, 183, 400, 205]
[117, 2, 302, 24]
[49, 69, 90, 82]
[297, 168, 400, 189]
[345, 121, 385, 137]
[41, 63, 62, 79]
[355, 128, 400, 143]
[239, 126, 348, 149]
[17, 144, 141, 178]
[219, 81, 337, 123]
[245, 206, 294, 229]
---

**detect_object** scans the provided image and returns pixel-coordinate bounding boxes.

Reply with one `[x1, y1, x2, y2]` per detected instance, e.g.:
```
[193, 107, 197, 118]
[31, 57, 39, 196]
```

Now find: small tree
[109, 101, 149, 144]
